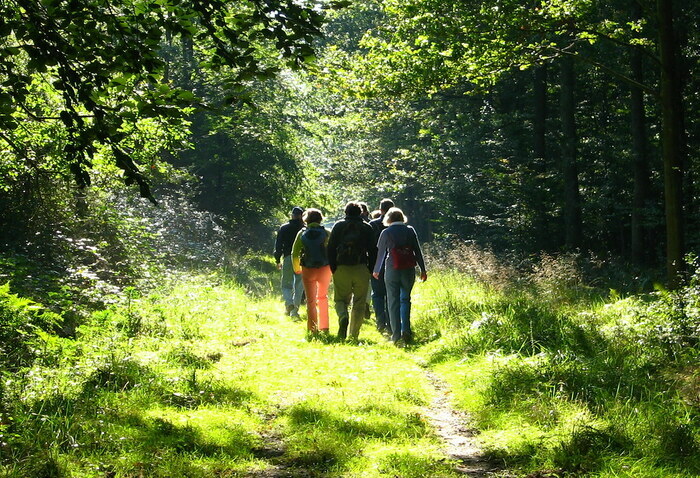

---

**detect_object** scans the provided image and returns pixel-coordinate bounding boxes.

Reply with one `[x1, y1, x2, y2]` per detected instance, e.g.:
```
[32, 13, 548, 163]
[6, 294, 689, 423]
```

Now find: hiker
[359, 202, 371, 222]
[373, 207, 427, 344]
[369, 198, 394, 334]
[274, 206, 305, 318]
[327, 201, 377, 340]
[291, 208, 332, 334]
[359, 201, 373, 321]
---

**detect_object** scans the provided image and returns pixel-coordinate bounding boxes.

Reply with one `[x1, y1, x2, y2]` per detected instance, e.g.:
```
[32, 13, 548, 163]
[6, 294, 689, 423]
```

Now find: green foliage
[418, 251, 700, 475]
[0, 283, 61, 370]
[0, 0, 329, 199]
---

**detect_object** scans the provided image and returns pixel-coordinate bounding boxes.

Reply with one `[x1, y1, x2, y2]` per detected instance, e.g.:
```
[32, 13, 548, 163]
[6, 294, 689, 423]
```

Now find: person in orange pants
[292, 208, 332, 334]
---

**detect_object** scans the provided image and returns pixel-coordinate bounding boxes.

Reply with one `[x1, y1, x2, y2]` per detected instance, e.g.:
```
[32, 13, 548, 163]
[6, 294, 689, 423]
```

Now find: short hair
[303, 208, 323, 224]
[359, 202, 370, 215]
[370, 209, 382, 219]
[379, 198, 394, 213]
[383, 207, 406, 226]
[344, 201, 362, 217]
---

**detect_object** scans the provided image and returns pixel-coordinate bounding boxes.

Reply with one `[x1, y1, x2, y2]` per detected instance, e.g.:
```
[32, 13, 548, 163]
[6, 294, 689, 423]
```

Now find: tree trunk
[657, 0, 685, 288]
[559, 54, 582, 249]
[629, 1, 651, 263]
[534, 65, 547, 162]
[532, 64, 550, 248]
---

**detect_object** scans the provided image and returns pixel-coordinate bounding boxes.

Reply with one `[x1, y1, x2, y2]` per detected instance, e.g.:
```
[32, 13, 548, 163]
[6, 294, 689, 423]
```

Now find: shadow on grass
[272, 400, 432, 474]
[3, 374, 266, 477]
[287, 401, 428, 439]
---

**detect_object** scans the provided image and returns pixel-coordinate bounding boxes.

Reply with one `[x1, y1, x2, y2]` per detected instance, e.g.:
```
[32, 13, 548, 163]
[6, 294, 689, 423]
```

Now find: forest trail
[244, 344, 501, 478]
[421, 370, 501, 477]
[246, 364, 501, 478]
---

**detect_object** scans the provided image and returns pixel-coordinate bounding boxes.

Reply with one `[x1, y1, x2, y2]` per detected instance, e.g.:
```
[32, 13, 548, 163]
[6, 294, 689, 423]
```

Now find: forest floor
[243, 335, 503, 478]
[12, 268, 700, 477]
[422, 370, 500, 477]
[114, 279, 511, 477]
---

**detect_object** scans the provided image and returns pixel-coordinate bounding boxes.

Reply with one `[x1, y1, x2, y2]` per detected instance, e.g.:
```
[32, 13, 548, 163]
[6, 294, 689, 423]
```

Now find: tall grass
[415, 244, 700, 476]
[0, 267, 462, 477]
[2, 244, 700, 477]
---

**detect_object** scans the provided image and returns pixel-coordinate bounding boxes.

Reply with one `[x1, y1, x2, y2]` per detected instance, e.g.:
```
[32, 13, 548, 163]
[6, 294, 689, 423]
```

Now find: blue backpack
[300, 227, 329, 268]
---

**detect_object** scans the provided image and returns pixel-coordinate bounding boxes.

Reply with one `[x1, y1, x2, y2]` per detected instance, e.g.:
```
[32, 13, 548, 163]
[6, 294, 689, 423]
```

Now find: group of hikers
[273, 199, 427, 344]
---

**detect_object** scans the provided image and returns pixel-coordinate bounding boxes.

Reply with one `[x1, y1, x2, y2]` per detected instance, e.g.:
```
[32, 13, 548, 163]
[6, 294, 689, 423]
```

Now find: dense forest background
[1, 0, 699, 283]
[1, 0, 700, 476]
[2, 0, 699, 290]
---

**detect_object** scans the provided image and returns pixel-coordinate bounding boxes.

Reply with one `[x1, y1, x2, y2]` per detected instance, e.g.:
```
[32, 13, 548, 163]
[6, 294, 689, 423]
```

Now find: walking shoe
[285, 304, 294, 315]
[289, 307, 300, 319]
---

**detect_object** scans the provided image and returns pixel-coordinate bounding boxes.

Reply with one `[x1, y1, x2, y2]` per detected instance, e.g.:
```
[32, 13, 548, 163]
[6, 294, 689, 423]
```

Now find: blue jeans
[384, 267, 415, 342]
[281, 255, 304, 308]
[371, 272, 390, 332]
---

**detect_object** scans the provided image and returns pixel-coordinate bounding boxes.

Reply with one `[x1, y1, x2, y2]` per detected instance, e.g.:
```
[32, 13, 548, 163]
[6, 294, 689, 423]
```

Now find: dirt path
[422, 370, 503, 477]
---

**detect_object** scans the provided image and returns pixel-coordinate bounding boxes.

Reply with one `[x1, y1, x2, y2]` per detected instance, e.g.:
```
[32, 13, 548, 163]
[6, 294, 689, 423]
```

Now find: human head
[379, 198, 395, 214]
[370, 209, 381, 219]
[383, 207, 406, 226]
[303, 208, 323, 224]
[344, 201, 362, 217]
[291, 206, 304, 219]
[359, 202, 370, 217]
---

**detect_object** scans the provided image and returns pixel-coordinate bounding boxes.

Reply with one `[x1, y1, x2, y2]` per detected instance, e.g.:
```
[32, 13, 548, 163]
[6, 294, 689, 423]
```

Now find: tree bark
[559, 54, 582, 249]
[532, 64, 550, 248]
[657, 0, 685, 288]
[629, 1, 651, 263]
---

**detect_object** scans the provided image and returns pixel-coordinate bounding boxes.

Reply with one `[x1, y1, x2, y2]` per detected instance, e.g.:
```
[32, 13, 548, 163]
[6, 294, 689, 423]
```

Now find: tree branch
[550, 46, 659, 98]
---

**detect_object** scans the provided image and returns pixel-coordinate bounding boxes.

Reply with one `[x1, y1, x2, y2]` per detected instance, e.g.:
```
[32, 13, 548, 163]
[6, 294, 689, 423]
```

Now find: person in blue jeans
[274, 206, 305, 317]
[369, 198, 394, 334]
[372, 207, 427, 344]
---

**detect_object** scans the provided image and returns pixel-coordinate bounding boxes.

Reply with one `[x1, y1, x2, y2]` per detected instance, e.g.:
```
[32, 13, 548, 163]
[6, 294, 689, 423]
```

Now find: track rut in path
[422, 369, 504, 477]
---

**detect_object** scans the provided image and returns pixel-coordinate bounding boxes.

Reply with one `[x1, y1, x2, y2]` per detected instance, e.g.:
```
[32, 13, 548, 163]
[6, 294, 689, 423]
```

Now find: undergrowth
[1, 243, 700, 477]
[415, 244, 700, 477]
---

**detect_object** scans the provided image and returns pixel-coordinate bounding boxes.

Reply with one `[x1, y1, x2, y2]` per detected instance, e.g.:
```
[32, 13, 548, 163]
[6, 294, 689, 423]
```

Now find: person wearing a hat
[274, 206, 305, 317]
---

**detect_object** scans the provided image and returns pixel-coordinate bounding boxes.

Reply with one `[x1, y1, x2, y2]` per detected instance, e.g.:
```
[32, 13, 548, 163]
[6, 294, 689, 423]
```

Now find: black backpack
[335, 220, 366, 265]
[300, 227, 329, 268]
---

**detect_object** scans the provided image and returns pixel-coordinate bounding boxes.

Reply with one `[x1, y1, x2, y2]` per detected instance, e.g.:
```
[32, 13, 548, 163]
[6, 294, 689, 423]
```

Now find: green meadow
[2, 250, 700, 477]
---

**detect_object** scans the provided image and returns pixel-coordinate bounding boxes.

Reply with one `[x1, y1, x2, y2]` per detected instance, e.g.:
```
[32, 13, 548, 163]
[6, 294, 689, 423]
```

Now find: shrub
[0, 284, 62, 370]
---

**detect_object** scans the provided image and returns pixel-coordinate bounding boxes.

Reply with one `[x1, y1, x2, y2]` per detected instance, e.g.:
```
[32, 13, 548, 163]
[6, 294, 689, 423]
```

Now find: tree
[339, 0, 694, 286]
[0, 0, 329, 202]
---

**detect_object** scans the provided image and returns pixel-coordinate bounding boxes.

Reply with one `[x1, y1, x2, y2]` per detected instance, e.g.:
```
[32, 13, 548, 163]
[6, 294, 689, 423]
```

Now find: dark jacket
[369, 215, 386, 245]
[327, 216, 377, 273]
[274, 218, 304, 264]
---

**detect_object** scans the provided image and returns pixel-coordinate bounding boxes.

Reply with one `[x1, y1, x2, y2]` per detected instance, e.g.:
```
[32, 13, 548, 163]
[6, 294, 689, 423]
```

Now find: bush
[0, 283, 61, 370]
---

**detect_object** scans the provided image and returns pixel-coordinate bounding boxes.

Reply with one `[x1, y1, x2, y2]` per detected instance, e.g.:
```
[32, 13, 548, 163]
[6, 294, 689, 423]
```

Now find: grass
[1, 273, 462, 477]
[3, 250, 700, 477]
[412, 258, 700, 477]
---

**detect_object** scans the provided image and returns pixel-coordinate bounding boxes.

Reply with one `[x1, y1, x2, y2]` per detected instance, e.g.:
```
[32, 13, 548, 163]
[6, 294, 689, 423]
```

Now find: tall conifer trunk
[657, 0, 685, 288]
[532, 64, 549, 248]
[630, 0, 651, 263]
[559, 54, 582, 249]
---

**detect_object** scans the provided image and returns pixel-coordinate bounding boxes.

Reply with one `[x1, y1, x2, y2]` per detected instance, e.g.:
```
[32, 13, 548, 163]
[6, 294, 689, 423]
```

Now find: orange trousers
[301, 265, 332, 332]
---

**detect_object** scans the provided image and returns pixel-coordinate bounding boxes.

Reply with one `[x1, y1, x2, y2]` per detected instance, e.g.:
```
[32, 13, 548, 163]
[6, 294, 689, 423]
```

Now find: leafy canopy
[0, 0, 334, 201]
